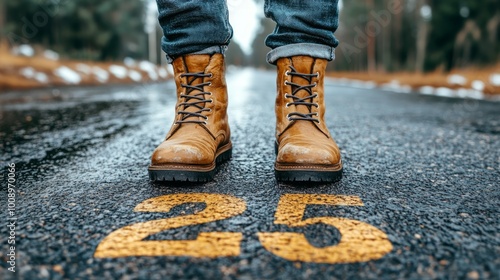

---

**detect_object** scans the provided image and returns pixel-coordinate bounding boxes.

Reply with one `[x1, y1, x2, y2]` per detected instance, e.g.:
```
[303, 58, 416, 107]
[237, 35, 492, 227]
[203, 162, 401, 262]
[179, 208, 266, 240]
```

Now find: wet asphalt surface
[1, 68, 499, 279]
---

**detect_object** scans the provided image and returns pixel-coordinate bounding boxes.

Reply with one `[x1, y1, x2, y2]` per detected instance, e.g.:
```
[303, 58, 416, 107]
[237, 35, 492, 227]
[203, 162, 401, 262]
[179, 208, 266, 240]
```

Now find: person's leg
[156, 0, 233, 63]
[264, 0, 339, 64]
[265, 0, 343, 182]
[149, 1, 232, 182]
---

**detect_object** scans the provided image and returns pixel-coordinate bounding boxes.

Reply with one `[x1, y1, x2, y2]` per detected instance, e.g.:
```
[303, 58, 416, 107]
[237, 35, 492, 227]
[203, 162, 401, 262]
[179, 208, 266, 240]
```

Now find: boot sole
[148, 142, 232, 182]
[274, 141, 343, 182]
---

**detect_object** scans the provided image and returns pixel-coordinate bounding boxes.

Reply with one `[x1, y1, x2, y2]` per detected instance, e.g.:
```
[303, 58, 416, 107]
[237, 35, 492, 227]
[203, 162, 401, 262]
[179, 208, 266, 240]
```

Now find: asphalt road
[1, 68, 499, 279]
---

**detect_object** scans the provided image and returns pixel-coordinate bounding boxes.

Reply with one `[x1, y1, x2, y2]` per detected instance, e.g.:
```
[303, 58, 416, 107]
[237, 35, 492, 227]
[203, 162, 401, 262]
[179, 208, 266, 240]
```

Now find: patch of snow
[20, 67, 36, 78]
[75, 63, 91, 75]
[471, 80, 485, 91]
[109, 65, 128, 79]
[158, 68, 168, 79]
[381, 80, 406, 92]
[349, 79, 377, 89]
[489, 74, 500, 86]
[43, 50, 59, 61]
[128, 70, 142, 82]
[363, 81, 377, 89]
[419, 86, 435, 95]
[12, 44, 34, 57]
[139, 60, 156, 72]
[399, 85, 413, 93]
[435, 87, 455, 97]
[139, 61, 159, 81]
[92, 67, 109, 83]
[149, 71, 159, 81]
[467, 90, 484, 100]
[34, 72, 48, 83]
[20, 67, 49, 83]
[456, 88, 468, 98]
[54, 66, 81, 84]
[123, 57, 136, 67]
[166, 64, 174, 76]
[447, 74, 467, 86]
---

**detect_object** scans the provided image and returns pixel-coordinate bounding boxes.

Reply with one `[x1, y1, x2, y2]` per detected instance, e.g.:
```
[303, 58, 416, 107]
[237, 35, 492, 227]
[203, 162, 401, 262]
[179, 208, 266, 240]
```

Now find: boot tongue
[291, 56, 315, 74]
[183, 54, 211, 73]
[290, 56, 316, 116]
[180, 55, 212, 123]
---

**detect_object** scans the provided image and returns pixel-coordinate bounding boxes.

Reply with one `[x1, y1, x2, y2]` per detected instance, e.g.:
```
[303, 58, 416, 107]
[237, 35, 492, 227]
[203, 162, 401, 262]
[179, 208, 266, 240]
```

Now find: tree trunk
[415, 0, 429, 73]
[366, 0, 377, 72]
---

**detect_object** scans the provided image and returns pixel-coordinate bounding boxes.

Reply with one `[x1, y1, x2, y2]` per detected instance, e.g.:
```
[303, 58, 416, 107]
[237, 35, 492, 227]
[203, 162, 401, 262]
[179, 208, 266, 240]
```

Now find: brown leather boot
[274, 56, 342, 182]
[148, 54, 231, 182]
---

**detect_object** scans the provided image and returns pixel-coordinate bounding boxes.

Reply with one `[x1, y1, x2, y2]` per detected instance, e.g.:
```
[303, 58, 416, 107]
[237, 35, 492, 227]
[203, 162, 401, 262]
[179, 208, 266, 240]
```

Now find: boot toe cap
[151, 144, 212, 165]
[277, 142, 340, 165]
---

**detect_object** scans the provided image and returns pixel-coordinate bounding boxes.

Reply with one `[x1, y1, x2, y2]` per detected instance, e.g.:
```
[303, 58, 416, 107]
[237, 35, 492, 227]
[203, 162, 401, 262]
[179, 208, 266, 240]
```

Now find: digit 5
[258, 194, 393, 263]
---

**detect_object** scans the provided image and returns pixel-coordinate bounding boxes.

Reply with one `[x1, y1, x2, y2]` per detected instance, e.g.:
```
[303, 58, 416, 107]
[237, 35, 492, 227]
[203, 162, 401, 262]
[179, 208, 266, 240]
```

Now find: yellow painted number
[258, 194, 393, 263]
[94, 193, 246, 258]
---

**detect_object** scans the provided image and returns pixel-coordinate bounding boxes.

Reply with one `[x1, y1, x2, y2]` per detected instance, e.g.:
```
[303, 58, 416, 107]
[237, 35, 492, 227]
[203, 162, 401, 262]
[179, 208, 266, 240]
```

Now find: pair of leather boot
[148, 54, 342, 182]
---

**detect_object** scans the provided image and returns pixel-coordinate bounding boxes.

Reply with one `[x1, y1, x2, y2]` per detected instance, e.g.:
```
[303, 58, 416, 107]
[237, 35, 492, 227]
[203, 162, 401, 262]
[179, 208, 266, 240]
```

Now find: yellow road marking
[258, 194, 393, 263]
[94, 193, 246, 258]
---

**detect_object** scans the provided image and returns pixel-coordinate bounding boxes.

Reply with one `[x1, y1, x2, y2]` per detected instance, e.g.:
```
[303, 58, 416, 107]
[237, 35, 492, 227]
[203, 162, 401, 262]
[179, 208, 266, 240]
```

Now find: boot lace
[176, 72, 213, 124]
[284, 66, 320, 123]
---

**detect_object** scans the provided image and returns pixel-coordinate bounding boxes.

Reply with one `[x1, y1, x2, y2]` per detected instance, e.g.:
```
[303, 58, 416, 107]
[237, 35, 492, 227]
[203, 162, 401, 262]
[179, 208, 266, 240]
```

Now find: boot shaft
[275, 56, 330, 140]
[167, 54, 230, 141]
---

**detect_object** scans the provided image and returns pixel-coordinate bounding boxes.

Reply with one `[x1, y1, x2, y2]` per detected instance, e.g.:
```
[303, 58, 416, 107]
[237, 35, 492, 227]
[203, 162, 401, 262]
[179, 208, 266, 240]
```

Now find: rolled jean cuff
[266, 43, 335, 64]
[165, 45, 228, 64]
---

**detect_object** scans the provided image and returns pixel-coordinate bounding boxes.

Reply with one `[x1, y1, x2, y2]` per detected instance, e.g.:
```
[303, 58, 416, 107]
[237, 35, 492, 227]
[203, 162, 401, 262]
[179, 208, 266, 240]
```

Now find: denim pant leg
[156, 0, 233, 63]
[264, 0, 340, 64]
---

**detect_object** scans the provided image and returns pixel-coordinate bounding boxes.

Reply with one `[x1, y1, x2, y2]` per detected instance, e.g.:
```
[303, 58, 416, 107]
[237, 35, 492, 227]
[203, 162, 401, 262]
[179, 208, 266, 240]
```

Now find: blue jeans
[156, 0, 339, 64]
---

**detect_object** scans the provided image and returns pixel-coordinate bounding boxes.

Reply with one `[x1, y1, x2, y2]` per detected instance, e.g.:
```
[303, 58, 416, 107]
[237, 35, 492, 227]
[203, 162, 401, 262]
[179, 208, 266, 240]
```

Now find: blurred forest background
[1, 0, 499, 83]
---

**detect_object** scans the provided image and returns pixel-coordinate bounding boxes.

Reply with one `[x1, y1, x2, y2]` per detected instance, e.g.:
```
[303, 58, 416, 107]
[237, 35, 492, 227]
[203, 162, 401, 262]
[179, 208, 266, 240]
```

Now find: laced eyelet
[285, 70, 290, 76]
[209, 98, 214, 103]
[315, 72, 320, 77]
[208, 73, 213, 78]
[203, 121, 208, 125]
[283, 93, 288, 99]
[208, 92, 213, 96]
[313, 82, 318, 87]
[314, 112, 319, 116]
[285, 103, 290, 107]
[208, 82, 212, 86]
[286, 114, 291, 121]
[314, 102, 319, 107]
[284, 81, 289, 86]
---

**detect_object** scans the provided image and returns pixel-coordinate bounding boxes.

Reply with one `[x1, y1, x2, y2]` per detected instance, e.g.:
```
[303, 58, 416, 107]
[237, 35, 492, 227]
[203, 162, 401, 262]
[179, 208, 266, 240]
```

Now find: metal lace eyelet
[315, 72, 320, 77]
[208, 82, 212, 86]
[203, 121, 208, 125]
[210, 98, 214, 103]
[313, 82, 318, 87]
[285, 103, 290, 107]
[315, 112, 319, 116]
[283, 93, 288, 99]
[208, 73, 213, 78]
[285, 70, 290, 76]
[284, 80, 289, 86]
[286, 114, 291, 121]
[314, 102, 319, 107]
[208, 92, 213, 95]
